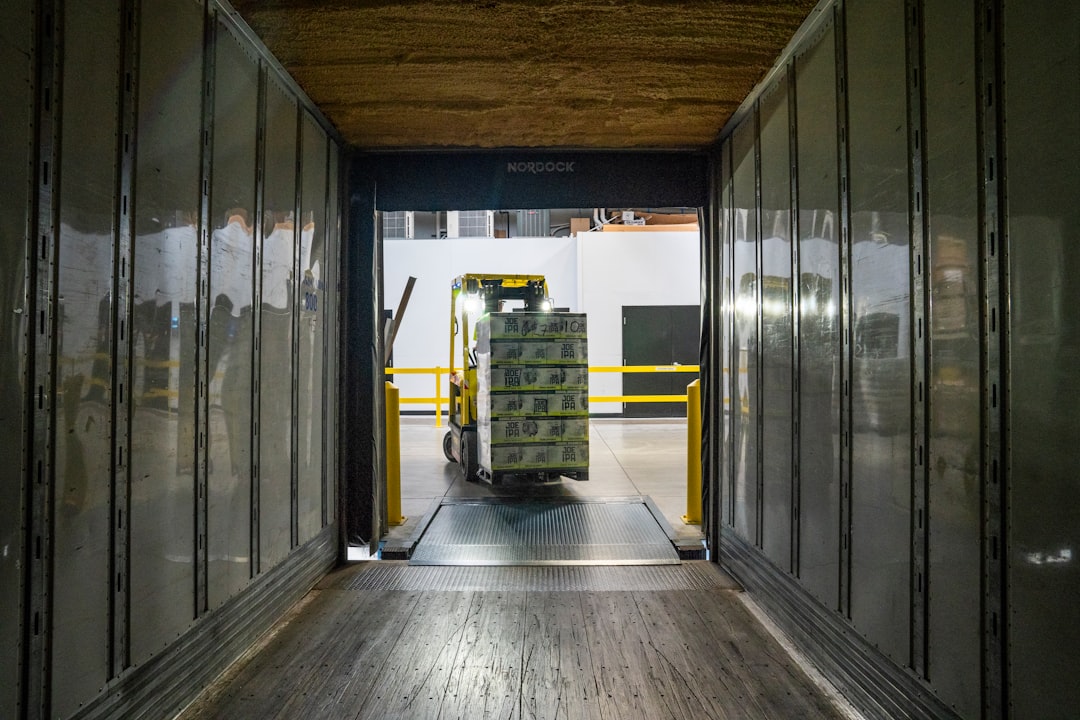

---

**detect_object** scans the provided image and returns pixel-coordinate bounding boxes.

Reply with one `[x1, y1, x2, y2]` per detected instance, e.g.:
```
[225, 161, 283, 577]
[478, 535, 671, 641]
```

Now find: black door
[622, 305, 699, 417]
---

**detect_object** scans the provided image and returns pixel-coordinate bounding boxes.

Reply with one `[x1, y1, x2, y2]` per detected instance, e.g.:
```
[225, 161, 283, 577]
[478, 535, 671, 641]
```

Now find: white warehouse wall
[383, 230, 700, 414]
[579, 231, 701, 413]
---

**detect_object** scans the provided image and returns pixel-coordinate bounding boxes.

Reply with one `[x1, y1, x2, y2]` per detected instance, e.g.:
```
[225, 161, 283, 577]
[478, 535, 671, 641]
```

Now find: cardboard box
[484, 364, 589, 392]
[639, 211, 698, 225]
[570, 217, 591, 236]
[489, 417, 589, 444]
[488, 391, 589, 417]
[487, 339, 588, 364]
[487, 442, 590, 472]
[479, 312, 588, 341]
[601, 222, 699, 232]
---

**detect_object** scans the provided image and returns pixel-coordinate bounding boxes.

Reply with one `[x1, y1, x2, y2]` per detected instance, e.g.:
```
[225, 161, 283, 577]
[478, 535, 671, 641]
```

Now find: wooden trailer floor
[179, 561, 849, 720]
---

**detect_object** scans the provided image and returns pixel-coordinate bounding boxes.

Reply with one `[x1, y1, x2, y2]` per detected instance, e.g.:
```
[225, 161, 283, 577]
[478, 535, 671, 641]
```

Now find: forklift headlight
[463, 294, 483, 315]
[539, 299, 552, 312]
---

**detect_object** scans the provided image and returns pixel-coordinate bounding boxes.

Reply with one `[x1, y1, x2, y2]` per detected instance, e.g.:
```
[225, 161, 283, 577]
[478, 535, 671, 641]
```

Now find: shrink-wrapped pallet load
[476, 312, 589, 480]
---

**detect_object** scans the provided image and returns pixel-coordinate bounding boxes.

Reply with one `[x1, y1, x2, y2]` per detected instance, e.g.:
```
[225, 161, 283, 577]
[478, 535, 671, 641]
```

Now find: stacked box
[485, 365, 589, 392]
[477, 312, 589, 477]
[489, 417, 589, 444]
[488, 339, 588, 364]
[488, 442, 590, 471]
[480, 312, 588, 341]
[487, 391, 589, 417]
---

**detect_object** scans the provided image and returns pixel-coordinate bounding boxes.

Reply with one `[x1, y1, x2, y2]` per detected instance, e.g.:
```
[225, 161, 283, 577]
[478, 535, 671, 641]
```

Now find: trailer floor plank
[179, 562, 847, 720]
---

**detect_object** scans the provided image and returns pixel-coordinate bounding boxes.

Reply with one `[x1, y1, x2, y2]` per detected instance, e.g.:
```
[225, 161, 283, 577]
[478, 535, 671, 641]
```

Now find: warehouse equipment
[442, 274, 589, 483]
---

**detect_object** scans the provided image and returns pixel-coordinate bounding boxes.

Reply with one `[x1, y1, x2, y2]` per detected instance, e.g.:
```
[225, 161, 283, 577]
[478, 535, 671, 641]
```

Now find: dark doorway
[622, 305, 699, 418]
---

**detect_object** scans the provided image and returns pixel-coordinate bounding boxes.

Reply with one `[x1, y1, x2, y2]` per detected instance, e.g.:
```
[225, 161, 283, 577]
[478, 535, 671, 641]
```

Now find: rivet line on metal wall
[290, 103, 303, 551]
[905, 0, 931, 679]
[250, 60, 267, 578]
[788, 54, 801, 578]
[977, 1, 1006, 716]
[27, 3, 62, 715]
[194, 0, 216, 618]
[753, 96, 765, 551]
[835, 0, 854, 619]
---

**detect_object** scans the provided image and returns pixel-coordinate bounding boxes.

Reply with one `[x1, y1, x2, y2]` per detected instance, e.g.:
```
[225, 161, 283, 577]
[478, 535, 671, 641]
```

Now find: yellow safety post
[385, 381, 406, 525]
[434, 366, 443, 428]
[683, 379, 702, 525]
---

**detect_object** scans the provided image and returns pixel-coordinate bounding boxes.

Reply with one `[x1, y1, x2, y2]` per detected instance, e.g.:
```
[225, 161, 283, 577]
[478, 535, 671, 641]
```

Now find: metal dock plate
[409, 498, 680, 566]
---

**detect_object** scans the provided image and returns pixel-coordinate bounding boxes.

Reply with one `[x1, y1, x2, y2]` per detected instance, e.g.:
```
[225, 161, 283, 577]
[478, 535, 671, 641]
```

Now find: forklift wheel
[442, 431, 455, 462]
[460, 431, 479, 482]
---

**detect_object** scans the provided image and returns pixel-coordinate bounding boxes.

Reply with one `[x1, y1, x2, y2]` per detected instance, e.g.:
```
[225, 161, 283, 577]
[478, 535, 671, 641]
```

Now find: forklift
[441, 273, 553, 481]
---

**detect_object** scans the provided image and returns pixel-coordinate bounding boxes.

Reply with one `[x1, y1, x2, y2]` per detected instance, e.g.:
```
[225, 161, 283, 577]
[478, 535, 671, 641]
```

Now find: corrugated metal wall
[709, 1, 1080, 718]
[1, 2, 342, 718]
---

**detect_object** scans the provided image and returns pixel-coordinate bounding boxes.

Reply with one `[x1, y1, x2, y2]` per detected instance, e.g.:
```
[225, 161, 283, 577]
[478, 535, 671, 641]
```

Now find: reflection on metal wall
[8, 0, 342, 716]
[298, 114, 327, 544]
[325, 150, 341, 527]
[720, 142, 734, 529]
[260, 79, 298, 572]
[51, 2, 121, 714]
[732, 116, 759, 544]
[924, 0, 980, 715]
[795, 20, 840, 611]
[208, 19, 258, 609]
[1003, 4, 1080, 717]
[712, 0, 1080, 717]
[758, 72, 793, 571]
[0, 2, 32, 718]
[846, 0, 911, 669]
[130, 0, 202, 667]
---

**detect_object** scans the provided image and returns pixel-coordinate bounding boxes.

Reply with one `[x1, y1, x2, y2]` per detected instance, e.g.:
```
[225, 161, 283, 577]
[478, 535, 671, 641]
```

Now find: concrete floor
[383, 417, 705, 553]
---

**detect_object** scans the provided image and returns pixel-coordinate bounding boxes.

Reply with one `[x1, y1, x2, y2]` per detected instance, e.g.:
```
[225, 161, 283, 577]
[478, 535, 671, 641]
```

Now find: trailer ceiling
[227, 0, 819, 149]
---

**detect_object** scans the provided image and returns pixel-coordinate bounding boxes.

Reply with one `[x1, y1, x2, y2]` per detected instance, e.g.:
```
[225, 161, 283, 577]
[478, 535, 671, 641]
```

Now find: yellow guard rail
[383, 364, 701, 426]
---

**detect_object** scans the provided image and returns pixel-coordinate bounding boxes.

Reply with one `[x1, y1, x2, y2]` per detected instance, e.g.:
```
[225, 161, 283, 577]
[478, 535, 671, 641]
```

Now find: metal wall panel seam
[321, 139, 331, 528]
[787, 56, 802, 579]
[111, 0, 140, 677]
[718, 148, 726, 531]
[835, 0, 854, 619]
[710, 197, 720, 550]
[328, 151, 342, 547]
[704, 160, 723, 556]
[712, 161, 723, 555]
[250, 62, 267, 576]
[290, 105, 302, 550]
[904, 0, 930, 678]
[195, 0, 215, 616]
[753, 98, 765, 550]
[26, 2, 62, 716]
[976, 0, 1006, 716]
[697, 200, 709, 543]
[724, 140, 737, 529]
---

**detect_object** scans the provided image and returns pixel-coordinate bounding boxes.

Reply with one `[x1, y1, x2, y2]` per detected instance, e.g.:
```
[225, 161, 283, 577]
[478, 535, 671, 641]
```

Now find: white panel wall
[384, 230, 700, 414]
[579, 231, 701, 413]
